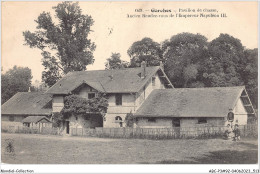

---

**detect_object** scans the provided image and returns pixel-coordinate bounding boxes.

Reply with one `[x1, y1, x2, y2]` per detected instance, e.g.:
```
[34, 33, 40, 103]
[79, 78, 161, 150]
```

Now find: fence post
[244, 125, 246, 137]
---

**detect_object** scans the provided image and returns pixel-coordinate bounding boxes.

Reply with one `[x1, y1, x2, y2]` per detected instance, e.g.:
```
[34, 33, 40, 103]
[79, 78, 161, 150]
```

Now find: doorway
[172, 118, 180, 127]
[172, 118, 180, 136]
[65, 121, 70, 134]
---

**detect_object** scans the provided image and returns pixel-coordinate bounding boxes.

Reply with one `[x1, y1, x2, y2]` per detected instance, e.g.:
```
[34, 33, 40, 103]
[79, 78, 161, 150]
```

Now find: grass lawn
[1, 133, 258, 164]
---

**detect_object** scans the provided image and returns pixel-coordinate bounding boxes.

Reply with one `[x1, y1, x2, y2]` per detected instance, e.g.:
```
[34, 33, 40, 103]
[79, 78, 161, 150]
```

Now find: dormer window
[88, 93, 95, 99]
[115, 94, 122, 105]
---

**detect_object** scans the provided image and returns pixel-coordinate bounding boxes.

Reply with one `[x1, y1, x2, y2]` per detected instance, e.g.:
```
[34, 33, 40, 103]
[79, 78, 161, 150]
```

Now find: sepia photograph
[1, 1, 258, 173]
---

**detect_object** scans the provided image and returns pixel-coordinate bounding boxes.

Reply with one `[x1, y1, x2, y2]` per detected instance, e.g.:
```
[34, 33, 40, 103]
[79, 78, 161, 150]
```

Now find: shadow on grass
[238, 142, 258, 149]
[140, 150, 258, 164]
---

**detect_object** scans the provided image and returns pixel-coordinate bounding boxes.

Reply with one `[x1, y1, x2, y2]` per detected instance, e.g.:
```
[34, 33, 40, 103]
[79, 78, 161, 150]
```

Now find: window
[172, 118, 180, 127]
[148, 118, 156, 122]
[9, 116, 14, 122]
[198, 118, 207, 124]
[115, 116, 123, 127]
[88, 93, 95, 99]
[152, 76, 156, 86]
[115, 94, 122, 105]
[115, 116, 122, 122]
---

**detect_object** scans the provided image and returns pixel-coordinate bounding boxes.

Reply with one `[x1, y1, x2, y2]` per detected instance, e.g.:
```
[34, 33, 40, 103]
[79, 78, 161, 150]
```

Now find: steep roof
[1, 92, 52, 116]
[135, 86, 253, 118]
[46, 66, 173, 94]
[22, 116, 52, 123]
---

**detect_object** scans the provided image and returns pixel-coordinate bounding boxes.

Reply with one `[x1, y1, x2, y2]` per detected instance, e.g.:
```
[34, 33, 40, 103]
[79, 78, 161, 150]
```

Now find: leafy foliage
[61, 93, 108, 119]
[202, 34, 245, 87]
[1, 66, 33, 104]
[105, 53, 129, 70]
[125, 111, 134, 127]
[127, 33, 257, 108]
[128, 37, 163, 67]
[23, 2, 96, 87]
[162, 33, 208, 87]
[240, 49, 258, 108]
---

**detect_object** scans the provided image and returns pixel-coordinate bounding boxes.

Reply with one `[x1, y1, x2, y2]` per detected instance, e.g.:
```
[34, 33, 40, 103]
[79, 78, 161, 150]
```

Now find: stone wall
[181, 117, 226, 127]
[180, 118, 198, 127]
[136, 117, 228, 128]
[136, 118, 172, 128]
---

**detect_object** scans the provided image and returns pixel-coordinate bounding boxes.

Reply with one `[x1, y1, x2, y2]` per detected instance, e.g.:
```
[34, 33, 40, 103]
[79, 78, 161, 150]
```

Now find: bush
[125, 112, 134, 127]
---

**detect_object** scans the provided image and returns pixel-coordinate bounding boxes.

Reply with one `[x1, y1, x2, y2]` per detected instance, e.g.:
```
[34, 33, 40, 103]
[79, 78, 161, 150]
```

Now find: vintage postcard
[1, 1, 258, 173]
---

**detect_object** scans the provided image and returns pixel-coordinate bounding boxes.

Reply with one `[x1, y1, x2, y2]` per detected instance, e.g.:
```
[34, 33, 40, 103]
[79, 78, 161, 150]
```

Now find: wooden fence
[2, 124, 258, 139]
[2, 126, 61, 135]
[70, 124, 258, 139]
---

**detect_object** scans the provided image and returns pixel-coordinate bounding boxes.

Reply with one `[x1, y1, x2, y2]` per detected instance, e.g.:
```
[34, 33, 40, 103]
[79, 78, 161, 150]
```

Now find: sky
[2, 1, 258, 84]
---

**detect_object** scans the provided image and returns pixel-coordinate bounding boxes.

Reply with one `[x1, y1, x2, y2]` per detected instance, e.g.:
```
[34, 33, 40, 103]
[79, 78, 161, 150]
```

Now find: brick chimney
[141, 61, 146, 79]
[160, 61, 164, 70]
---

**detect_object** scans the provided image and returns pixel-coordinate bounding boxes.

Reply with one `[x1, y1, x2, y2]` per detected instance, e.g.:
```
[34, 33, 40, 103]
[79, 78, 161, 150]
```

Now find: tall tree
[202, 34, 245, 87]
[23, 2, 96, 87]
[127, 37, 163, 67]
[162, 32, 209, 88]
[240, 48, 258, 108]
[1, 66, 33, 104]
[105, 53, 129, 70]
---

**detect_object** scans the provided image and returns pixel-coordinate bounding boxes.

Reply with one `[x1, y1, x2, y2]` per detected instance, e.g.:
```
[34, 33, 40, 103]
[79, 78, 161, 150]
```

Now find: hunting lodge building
[2, 62, 256, 135]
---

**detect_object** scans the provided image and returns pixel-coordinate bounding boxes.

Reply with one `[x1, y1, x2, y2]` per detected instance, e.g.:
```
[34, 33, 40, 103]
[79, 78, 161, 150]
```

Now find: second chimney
[160, 61, 164, 70]
[141, 61, 146, 79]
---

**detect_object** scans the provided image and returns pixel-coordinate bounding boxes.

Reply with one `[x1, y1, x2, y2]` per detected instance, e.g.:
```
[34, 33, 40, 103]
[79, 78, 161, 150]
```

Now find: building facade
[134, 87, 254, 128]
[48, 63, 172, 134]
[2, 62, 256, 135]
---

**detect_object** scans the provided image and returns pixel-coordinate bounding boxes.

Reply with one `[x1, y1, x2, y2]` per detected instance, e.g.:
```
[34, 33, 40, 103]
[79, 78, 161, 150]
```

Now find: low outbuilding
[134, 86, 256, 128]
[1, 92, 52, 129]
